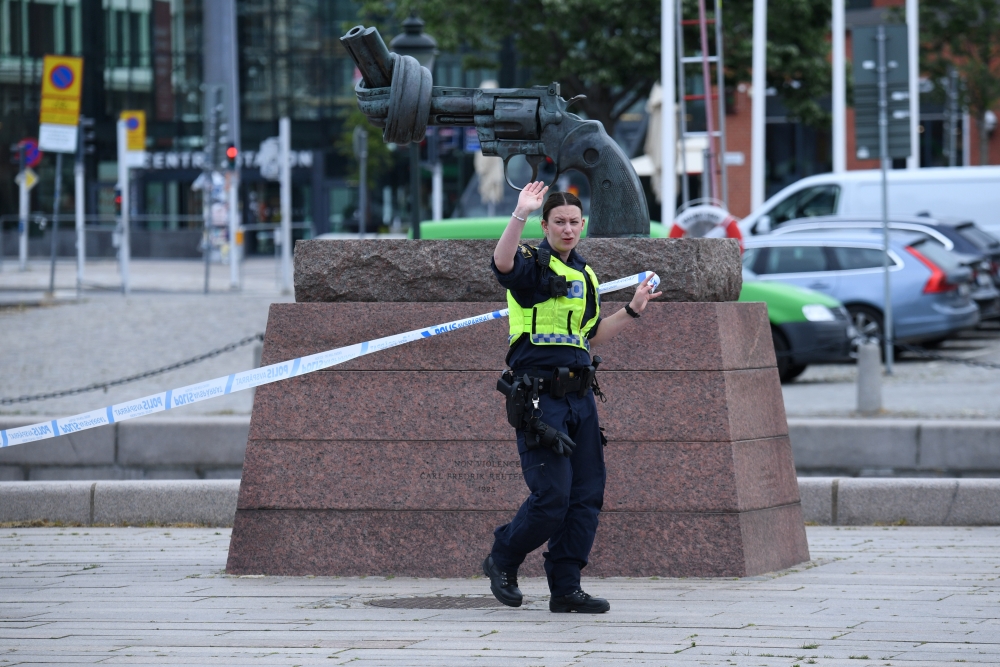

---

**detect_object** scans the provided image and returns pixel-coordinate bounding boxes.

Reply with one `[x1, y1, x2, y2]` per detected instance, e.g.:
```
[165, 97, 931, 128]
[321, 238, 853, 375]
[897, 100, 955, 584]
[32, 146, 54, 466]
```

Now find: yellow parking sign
[120, 111, 146, 152]
[40, 55, 83, 126]
[39, 55, 84, 153]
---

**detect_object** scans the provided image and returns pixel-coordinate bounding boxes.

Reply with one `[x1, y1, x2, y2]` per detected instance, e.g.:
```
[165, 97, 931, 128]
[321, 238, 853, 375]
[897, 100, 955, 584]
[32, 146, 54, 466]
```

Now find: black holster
[496, 371, 577, 456]
[497, 371, 527, 430]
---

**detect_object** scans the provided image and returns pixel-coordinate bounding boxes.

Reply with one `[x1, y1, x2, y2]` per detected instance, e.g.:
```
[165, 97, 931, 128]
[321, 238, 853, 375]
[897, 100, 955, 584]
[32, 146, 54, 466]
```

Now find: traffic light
[225, 144, 238, 169]
[80, 116, 96, 155]
[114, 187, 122, 216]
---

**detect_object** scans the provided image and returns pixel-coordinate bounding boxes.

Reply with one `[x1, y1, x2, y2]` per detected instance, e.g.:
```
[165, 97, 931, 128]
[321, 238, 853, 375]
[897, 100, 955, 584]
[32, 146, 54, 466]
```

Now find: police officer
[483, 181, 661, 613]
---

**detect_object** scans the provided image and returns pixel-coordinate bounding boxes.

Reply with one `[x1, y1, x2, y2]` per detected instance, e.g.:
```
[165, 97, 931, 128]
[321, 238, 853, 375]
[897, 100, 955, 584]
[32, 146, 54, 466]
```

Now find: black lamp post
[390, 14, 437, 239]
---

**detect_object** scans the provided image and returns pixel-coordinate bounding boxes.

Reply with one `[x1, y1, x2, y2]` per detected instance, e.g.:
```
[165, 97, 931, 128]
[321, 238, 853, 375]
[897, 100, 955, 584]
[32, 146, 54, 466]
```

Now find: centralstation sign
[140, 149, 314, 171]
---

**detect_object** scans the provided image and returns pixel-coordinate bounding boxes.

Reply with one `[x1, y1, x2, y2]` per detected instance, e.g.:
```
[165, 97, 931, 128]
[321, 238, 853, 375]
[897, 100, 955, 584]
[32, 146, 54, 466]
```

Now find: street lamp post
[390, 14, 437, 240]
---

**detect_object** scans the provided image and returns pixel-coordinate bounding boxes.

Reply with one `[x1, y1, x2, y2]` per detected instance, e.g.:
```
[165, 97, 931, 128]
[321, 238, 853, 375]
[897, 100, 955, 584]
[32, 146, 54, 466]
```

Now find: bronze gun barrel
[340, 25, 393, 89]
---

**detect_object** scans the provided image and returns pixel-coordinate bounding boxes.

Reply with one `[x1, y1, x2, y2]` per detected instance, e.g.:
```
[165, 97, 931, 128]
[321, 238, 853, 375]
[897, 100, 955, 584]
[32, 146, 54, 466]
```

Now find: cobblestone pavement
[0, 259, 290, 418]
[0, 257, 287, 300]
[1, 526, 998, 665]
[782, 322, 1000, 419]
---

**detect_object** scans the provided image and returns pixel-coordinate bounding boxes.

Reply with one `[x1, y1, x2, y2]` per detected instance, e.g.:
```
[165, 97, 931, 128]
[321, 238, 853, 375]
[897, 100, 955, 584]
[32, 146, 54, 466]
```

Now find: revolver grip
[558, 121, 650, 237]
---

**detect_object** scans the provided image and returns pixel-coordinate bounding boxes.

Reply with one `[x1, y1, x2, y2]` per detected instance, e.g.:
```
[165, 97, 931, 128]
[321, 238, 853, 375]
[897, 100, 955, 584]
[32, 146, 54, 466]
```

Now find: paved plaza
[1, 526, 999, 665]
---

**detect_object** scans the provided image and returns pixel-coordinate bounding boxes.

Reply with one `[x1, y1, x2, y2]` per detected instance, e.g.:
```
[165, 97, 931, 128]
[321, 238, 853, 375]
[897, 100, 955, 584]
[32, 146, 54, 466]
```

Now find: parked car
[739, 277, 853, 383]
[736, 166, 1000, 237]
[742, 230, 981, 348]
[770, 217, 1000, 319]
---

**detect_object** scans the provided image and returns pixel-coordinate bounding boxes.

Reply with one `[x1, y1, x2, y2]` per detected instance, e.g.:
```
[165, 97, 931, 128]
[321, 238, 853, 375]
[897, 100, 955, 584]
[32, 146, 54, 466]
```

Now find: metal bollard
[856, 341, 882, 415]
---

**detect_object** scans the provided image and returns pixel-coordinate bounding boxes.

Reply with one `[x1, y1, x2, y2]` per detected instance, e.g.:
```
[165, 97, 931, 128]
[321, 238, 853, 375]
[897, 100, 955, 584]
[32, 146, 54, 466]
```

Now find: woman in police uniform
[483, 181, 661, 613]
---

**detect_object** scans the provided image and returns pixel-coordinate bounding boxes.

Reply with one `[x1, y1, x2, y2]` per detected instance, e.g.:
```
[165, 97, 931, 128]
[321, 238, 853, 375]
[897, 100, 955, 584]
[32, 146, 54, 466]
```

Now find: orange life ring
[668, 204, 743, 251]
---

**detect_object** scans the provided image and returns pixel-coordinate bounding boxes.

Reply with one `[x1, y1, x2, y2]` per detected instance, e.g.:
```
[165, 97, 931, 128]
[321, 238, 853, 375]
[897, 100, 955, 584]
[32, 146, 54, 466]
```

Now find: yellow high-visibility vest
[506, 248, 601, 351]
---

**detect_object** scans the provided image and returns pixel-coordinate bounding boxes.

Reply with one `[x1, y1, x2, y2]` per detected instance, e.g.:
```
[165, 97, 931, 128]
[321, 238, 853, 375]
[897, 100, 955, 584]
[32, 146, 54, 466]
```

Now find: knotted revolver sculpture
[341, 26, 649, 237]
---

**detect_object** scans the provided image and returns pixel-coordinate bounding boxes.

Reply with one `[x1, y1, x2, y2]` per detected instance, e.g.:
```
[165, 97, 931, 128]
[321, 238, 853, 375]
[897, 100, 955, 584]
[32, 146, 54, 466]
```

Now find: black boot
[549, 589, 610, 613]
[482, 556, 523, 607]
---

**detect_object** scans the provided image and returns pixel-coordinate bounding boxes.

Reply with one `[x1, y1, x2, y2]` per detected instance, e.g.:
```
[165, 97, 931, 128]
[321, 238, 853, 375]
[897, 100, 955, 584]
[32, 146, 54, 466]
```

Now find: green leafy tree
[357, 0, 833, 132]
[917, 0, 1000, 164]
[722, 0, 833, 128]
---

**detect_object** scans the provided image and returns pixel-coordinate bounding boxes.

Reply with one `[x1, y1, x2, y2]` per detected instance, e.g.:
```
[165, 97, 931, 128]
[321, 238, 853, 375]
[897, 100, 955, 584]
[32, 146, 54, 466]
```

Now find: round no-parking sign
[18, 138, 42, 168]
[50, 64, 75, 90]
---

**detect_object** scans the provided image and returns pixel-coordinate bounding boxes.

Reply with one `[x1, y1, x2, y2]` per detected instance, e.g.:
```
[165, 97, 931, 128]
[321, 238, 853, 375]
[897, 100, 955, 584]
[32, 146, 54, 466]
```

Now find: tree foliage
[915, 0, 1000, 164]
[721, 0, 833, 128]
[356, 0, 833, 131]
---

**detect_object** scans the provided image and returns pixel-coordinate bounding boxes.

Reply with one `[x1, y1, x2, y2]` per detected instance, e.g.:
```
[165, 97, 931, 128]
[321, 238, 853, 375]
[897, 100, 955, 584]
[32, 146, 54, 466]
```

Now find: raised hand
[514, 181, 548, 218]
[629, 274, 663, 314]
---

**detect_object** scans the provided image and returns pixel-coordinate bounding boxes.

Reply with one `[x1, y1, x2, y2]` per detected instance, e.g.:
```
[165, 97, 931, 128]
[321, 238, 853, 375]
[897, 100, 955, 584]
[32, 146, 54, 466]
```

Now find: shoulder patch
[518, 244, 535, 259]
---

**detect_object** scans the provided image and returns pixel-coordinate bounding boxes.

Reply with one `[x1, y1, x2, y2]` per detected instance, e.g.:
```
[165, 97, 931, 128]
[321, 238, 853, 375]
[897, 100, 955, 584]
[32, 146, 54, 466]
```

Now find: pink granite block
[248, 371, 510, 442]
[229, 299, 808, 579]
[248, 369, 787, 443]
[732, 436, 801, 512]
[259, 303, 511, 371]
[717, 301, 777, 370]
[607, 437, 799, 513]
[237, 440, 527, 512]
[739, 502, 812, 575]
[596, 368, 788, 443]
[236, 437, 797, 514]
[226, 505, 808, 578]
[257, 301, 776, 373]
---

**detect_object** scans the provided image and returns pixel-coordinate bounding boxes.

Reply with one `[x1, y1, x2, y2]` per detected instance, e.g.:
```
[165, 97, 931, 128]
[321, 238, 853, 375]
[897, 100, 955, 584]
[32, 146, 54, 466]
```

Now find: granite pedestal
[226, 238, 809, 577]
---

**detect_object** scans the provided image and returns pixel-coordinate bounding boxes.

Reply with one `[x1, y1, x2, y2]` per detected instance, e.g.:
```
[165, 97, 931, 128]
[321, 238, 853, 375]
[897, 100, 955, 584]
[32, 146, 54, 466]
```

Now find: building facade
[0, 0, 498, 256]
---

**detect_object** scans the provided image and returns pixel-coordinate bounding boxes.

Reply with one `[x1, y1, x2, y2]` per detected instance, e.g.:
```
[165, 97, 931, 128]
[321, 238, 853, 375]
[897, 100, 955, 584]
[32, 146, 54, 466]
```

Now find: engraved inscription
[418, 458, 523, 493]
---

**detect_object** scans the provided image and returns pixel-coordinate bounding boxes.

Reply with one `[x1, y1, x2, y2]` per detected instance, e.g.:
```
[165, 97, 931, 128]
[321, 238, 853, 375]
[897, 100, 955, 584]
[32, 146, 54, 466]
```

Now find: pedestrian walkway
[1, 526, 998, 665]
[0, 257, 286, 300]
[0, 260, 290, 418]
[782, 321, 1000, 419]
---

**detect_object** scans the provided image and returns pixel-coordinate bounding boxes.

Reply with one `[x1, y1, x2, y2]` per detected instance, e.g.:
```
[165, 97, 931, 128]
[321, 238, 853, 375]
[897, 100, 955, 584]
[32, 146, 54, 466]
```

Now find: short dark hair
[542, 191, 583, 221]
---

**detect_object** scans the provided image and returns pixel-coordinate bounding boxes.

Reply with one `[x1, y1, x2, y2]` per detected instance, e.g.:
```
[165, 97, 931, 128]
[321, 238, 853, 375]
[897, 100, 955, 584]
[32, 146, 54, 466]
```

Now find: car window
[767, 185, 840, 226]
[955, 224, 1000, 251]
[909, 238, 964, 270]
[742, 247, 760, 270]
[831, 246, 886, 270]
[759, 245, 831, 274]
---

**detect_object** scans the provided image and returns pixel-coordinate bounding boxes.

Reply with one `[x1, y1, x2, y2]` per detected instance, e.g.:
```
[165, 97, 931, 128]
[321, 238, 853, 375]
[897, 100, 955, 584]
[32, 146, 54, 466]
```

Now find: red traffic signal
[226, 145, 238, 160]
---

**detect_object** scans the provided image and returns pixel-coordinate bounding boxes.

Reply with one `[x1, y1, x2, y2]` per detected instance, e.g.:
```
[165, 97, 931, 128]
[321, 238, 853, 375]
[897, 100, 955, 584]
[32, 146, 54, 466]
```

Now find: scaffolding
[675, 0, 729, 209]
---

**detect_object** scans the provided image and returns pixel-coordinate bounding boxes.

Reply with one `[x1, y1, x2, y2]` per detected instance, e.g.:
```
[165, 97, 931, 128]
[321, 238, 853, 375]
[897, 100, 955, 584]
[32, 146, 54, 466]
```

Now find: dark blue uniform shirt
[491, 238, 602, 371]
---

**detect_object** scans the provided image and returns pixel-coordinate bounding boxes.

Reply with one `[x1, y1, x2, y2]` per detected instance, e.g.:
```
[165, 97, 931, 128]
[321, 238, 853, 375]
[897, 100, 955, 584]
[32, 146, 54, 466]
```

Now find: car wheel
[771, 327, 806, 383]
[846, 305, 884, 353]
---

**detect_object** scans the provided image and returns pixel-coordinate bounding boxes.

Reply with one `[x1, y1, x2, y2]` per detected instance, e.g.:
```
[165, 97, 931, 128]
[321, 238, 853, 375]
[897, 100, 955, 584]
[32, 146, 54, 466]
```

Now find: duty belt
[507, 357, 604, 400]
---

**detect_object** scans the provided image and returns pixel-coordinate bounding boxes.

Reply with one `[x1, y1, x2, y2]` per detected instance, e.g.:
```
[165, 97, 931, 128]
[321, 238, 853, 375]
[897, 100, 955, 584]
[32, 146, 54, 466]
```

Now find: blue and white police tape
[0, 271, 659, 449]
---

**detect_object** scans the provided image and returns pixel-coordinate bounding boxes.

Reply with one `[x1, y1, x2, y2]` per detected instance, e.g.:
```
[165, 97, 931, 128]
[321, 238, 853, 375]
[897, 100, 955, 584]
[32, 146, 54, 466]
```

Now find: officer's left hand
[629, 274, 663, 314]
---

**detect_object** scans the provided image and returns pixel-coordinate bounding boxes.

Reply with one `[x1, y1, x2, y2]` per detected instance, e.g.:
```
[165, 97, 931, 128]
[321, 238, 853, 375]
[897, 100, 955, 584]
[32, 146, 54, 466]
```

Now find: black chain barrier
[0, 333, 265, 405]
[896, 343, 1000, 370]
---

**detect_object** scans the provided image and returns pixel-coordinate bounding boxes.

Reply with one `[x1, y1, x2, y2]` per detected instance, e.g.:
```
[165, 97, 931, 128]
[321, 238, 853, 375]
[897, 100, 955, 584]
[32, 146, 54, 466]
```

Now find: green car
[413, 218, 670, 239]
[416, 218, 851, 382]
[739, 280, 854, 383]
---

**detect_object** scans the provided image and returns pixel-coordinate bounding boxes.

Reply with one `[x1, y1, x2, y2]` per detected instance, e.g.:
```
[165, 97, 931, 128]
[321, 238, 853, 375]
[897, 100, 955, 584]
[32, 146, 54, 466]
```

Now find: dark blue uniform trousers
[490, 390, 606, 597]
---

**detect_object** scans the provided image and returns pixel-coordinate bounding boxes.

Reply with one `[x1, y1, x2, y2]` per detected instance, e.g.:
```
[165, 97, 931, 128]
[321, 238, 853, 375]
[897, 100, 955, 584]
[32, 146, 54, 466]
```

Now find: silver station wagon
[742, 230, 981, 347]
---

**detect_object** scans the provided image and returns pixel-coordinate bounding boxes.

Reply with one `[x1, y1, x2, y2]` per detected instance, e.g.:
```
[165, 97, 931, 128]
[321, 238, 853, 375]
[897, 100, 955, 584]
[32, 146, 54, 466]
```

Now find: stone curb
[789, 418, 1000, 475]
[0, 417, 249, 481]
[798, 477, 1000, 525]
[4, 479, 1000, 527]
[0, 480, 238, 526]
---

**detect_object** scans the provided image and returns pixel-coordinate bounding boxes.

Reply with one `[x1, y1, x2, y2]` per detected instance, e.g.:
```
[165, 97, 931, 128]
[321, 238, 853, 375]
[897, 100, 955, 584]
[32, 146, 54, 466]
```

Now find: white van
[739, 166, 1000, 237]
